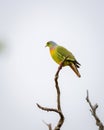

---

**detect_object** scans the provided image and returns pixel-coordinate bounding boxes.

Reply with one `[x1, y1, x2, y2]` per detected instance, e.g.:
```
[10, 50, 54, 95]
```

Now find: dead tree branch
[37, 56, 69, 130]
[86, 90, 104, 130]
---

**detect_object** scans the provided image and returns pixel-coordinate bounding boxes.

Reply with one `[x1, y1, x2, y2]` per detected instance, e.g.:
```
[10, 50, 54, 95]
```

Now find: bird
[45, 41, 81, 77]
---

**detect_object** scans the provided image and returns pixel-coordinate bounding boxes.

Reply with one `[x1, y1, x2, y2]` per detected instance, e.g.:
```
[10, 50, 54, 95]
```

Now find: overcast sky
[0, 0, 104, 130]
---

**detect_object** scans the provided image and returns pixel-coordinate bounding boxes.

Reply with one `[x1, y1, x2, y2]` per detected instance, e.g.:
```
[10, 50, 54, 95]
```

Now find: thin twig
[86, 90, 104, 130]
[43, 120, 52, 130]
[36, 103, 62, 115]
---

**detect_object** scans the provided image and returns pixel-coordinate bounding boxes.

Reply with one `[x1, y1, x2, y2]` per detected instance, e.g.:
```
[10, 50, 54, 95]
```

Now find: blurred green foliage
[0, 41, 5, 53]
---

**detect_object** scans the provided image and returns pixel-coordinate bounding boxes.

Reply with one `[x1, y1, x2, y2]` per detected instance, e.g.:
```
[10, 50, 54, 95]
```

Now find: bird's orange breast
[49, 47, 62, 65]
[50, 47, 55, 56]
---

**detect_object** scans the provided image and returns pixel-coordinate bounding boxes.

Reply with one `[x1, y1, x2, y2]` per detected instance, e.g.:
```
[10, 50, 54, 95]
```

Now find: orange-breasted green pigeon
[46, 41, 81, 77]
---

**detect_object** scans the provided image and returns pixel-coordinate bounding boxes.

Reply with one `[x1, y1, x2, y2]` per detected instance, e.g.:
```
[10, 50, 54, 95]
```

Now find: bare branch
[86, 90, 104, 130]
[37, 56, 69, 130]
[36, 103, 61, 114]
[53, 57, 69, 130]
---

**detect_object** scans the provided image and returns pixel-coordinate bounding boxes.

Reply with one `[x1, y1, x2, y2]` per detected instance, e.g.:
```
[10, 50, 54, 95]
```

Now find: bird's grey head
[45, 41, 57, 48]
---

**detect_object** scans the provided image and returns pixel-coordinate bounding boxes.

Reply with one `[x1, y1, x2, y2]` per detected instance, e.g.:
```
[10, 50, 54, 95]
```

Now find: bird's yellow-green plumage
[46, 41, 81, 77]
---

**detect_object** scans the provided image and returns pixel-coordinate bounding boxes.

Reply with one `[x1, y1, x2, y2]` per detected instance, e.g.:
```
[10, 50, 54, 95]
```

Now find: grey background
[0, 0, 104, 130]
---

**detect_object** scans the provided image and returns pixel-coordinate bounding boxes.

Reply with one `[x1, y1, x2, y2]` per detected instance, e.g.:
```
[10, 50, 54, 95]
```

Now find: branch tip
[86, 90, 104, 130]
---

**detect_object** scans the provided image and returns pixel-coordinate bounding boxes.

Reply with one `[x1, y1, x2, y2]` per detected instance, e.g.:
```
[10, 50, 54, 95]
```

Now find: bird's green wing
[56, 45, 76, 61]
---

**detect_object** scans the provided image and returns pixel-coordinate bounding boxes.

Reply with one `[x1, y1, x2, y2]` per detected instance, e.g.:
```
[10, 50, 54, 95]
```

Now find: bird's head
[45, 41, 57, 48]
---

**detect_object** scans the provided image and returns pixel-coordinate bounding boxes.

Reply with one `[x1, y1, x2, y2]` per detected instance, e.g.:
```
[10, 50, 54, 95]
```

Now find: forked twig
[86, 90, 104, 130]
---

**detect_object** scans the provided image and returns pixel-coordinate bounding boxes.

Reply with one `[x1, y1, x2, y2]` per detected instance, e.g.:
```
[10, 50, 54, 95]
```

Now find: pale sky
[0, 0, 104, 130]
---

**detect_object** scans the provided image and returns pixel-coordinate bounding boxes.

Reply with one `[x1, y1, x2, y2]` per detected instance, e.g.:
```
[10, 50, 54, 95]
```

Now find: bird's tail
[69, 63, 81, 78]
